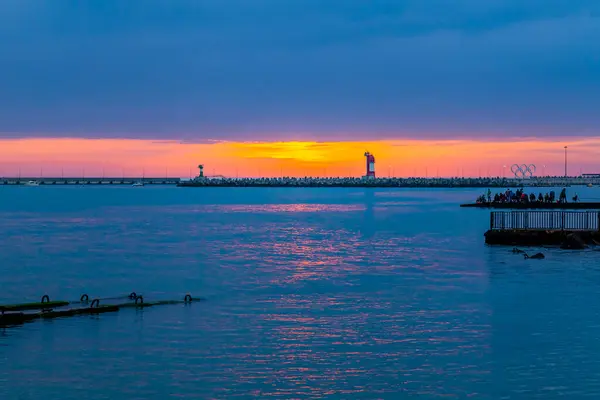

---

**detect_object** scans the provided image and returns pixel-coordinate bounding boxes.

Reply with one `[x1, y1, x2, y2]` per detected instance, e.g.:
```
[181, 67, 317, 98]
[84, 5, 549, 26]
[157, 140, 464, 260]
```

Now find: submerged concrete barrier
[0, 293, 202, 328]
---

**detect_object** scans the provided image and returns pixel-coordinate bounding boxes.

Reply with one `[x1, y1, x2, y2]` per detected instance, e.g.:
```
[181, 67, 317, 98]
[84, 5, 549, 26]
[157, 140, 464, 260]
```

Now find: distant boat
[133, 169, 146, 186]
[24, 180, 40, 186]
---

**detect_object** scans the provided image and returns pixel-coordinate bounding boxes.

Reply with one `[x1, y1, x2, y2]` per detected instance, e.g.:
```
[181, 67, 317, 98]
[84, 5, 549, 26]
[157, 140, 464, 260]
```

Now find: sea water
[1, 185, 600, 399]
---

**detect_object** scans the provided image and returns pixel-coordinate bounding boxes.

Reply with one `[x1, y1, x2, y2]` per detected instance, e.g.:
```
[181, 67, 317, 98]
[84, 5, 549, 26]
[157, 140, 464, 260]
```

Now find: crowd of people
[476, 188, 578, 204]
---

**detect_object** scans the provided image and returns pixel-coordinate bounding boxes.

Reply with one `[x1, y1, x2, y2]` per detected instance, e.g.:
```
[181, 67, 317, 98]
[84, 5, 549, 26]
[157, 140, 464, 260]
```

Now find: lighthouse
[364, 152, 376, 178]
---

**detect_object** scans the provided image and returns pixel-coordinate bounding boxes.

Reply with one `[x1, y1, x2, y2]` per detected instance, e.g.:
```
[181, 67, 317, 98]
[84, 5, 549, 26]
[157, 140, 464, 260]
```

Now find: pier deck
[461, 202, 600, 209]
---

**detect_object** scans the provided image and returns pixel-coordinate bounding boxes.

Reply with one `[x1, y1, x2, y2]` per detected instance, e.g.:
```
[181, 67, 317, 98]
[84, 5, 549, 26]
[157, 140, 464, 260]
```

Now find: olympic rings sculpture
[511, 164, 536, 178]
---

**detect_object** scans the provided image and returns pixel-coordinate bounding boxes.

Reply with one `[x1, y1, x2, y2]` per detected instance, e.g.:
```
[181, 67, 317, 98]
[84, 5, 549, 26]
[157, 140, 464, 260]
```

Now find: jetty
[0, 293, 200, 328]
[461, 202, 600, 209]
[484, 210, 600, 246]
[177, 176, 600, 188]
[0, 177, 181, 185]
[1, 175, 599, 188]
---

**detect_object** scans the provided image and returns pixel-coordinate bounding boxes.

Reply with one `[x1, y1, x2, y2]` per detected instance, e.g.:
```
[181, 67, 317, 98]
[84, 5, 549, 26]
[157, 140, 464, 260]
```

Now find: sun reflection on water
[0, 188, 496, 398]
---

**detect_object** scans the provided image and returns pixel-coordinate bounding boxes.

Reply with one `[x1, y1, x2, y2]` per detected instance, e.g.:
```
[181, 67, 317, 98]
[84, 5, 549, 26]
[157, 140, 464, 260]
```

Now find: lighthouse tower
[364, 152, 376, 178]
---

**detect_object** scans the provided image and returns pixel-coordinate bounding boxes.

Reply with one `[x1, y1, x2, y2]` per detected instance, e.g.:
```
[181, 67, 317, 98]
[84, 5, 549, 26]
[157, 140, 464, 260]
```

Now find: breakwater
[178, 176, 600, 188]
[2, 176, 599, 188]
[0, 177, 181, 185]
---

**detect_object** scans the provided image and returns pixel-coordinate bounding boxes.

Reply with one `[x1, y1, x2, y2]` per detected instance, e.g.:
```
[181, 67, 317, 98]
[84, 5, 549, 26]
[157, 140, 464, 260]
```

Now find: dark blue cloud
[1, 0, 599, 140]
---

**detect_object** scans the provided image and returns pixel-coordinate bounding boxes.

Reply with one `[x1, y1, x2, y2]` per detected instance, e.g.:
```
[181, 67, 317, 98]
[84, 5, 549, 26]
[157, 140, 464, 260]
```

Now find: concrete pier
[0, 293, 200, 328]
[485, 229, 600, 246]
[484, 210, 600, 246]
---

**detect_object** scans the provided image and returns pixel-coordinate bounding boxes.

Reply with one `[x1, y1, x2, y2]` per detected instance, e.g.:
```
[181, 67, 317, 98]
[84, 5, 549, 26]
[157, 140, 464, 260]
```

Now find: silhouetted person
[559, 188, 567, 203]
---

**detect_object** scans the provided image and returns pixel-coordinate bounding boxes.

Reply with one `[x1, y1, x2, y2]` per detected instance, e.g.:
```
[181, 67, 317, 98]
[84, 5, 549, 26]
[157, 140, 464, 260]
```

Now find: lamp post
[564, 146, 568, 177]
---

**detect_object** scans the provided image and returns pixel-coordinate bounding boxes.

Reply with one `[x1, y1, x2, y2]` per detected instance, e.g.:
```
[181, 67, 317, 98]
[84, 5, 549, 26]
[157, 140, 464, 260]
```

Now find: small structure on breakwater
[484, 210, 600, 246]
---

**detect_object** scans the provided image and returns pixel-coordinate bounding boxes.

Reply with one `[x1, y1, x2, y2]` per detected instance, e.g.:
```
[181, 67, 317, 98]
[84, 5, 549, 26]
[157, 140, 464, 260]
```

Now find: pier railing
[490, 211, 600, 231]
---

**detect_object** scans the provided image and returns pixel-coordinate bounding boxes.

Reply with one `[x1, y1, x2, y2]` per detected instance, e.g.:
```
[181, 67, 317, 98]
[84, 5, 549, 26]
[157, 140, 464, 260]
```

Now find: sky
[1, 1, 599, 176]
[0, 137, 596, 178]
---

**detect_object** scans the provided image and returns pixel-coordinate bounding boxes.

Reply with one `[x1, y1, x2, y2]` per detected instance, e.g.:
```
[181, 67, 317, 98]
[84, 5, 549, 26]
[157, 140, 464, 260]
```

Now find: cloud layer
[1, 1, 599, 140]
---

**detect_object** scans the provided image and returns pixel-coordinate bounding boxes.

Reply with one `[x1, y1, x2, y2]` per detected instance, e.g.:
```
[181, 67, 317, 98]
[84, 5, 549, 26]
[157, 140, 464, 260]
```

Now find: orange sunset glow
[0, 137, 598, 178]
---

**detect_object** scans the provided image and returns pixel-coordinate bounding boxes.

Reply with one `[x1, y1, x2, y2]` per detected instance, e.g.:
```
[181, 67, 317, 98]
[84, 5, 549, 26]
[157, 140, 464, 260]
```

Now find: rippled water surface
[2, 186, 600, 399]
